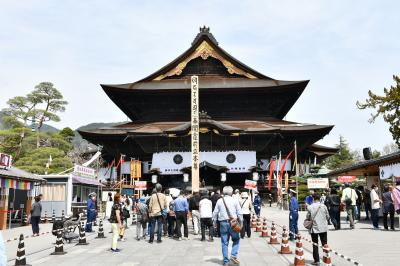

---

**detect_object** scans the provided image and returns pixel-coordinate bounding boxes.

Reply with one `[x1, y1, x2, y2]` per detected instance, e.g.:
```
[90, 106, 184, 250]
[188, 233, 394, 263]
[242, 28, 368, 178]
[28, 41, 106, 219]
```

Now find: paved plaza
[4, 206, 399, 266]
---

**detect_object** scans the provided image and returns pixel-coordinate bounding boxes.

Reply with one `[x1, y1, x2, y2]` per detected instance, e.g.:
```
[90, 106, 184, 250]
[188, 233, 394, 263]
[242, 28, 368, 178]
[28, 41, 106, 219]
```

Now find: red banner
[268, 160, 275, 190]
[278, 150, 294, 184]
[338, 176, 356, 183]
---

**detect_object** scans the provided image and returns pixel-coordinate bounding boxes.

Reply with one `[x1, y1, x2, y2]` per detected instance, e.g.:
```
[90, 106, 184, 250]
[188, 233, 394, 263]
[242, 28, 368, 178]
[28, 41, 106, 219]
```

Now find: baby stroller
[52, 213, 83, 243]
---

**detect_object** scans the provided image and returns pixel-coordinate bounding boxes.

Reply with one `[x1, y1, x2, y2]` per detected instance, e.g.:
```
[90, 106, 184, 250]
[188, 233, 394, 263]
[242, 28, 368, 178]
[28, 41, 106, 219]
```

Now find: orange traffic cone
[260, 218, 268, 237]
[251, 214, 257, 229]
[269, 222, 279, 245]
[292, 234, 305, 266]
[322, 244, 332, 266]
[278, 226, 292, 254]
[255, 217, 262, 232]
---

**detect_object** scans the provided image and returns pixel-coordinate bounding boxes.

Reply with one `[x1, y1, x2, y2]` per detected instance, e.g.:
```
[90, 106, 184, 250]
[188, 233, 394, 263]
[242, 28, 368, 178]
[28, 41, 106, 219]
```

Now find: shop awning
[72, 175, 103, 186]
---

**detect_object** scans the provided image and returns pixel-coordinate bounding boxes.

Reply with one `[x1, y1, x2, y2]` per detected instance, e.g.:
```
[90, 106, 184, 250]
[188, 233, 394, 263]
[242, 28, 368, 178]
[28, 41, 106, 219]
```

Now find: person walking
[85, 193, 97, 232]
[253, 191, 262, 217]
[213, 186, 243, 266]
[199, 190, 214, 241]
[30, 195, 42, 236]
[174, 191, 189, 240]
[105, 192, 113, 219]
[135, 197, 149, 240]
[382, 186, 395, 230]
[165, 189, 176, 238]
[110, 193, 123, 252]
[211, 190, 221, 237]
[288, 190, 299, 241]
[363, 187, 372, 220]
[164, 189, 172, 236]
[370, 184, 382, 230]
[148, 183, 167, 243]
[305, 190, 314, 208]
[189, 191, 201, 235]
[232, 189, 241, 203]
[325, 188, 341, 230]
[118, 195, 129, 241]
[341, 183, 357, 229]
[355, 186, 363, 220]
[239, 191, 253, 239]
[392, 180, 400, 214]
[306, 193, 330, 266]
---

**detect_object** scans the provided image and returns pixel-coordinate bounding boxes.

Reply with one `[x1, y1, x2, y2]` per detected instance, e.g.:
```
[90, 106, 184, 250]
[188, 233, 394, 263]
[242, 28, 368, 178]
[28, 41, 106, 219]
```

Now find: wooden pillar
[0, 189, 9, 230]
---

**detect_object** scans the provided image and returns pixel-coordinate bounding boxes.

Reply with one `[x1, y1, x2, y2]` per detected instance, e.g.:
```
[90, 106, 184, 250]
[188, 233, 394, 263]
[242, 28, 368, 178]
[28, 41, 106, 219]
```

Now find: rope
[262, 216, 364, 266]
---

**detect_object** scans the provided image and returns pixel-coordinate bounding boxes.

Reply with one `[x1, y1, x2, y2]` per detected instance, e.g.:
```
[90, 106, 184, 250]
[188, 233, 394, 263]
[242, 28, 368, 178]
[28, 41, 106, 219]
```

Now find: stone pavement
[4, 206, 397, 266]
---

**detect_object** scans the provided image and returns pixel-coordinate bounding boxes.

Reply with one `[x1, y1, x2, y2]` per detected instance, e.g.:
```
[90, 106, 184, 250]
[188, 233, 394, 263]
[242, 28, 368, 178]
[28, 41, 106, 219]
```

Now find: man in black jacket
[210, 190, 221, 237]
[189, 192, 201, 235]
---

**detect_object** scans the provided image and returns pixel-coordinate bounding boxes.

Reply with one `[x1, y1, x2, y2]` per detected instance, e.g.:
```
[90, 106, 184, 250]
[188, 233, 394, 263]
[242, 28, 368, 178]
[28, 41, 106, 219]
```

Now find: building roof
[326, 151, 400, 177]
[0, 167, 46, 182]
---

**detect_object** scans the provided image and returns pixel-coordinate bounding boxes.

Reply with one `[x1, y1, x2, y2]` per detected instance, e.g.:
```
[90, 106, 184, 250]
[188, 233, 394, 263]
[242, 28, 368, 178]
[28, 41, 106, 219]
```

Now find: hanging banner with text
[130, 160, 142, 178]
[134, 181, 147, 190]
[337, 176, 356, 183]
[191, 76, 200, 192]
[307, 178, 329, 189]
[244, 179, 257, 190]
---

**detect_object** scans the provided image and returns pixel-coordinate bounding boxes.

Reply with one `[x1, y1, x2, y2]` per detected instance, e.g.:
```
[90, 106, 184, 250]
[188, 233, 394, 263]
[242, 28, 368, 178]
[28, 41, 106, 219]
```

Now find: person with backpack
[110, 193, 123, 252]
[341, 183, 358, 229]
[325, 188, 341, 230]
[199, 190, 214, 241]
[239, 191, 253, 239]
[135, 197, 149, 240]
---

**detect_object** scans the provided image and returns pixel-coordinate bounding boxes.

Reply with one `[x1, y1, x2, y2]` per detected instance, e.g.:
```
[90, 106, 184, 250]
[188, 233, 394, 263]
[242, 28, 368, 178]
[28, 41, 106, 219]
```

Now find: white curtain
[380, 163, 400, 179]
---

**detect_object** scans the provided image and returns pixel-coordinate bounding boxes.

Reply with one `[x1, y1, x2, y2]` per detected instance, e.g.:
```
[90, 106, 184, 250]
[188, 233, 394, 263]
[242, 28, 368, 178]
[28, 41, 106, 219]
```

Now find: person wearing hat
[85, 192, 97, 232]
[239, 191, 254, 239]
[288, 189, 298, 241]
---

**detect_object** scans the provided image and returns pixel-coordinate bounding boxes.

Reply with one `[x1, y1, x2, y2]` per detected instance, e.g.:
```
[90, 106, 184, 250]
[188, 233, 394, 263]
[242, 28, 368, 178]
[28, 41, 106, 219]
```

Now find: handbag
[303, 205, 321, 230]
[222, 197, 242, 233]
[155, 193, 168, 219]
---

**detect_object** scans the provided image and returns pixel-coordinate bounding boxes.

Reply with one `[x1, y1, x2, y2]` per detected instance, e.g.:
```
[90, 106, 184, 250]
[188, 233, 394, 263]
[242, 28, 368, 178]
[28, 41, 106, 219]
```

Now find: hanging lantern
[252, 172, 259, 181]
[151, 174, 157, 184]
[220, 172, 226, 182]
[183, 173, 189, 183]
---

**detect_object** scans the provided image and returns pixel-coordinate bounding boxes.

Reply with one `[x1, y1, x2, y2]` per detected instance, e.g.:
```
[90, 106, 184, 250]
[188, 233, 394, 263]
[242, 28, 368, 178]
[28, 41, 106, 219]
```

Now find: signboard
[0, 153, 12, 168]
[130, 160, 142, 178]
[307, 178, 329, 189]
[134, 181, 147, 191]
[73, 164, 96, 178]
[191, 76, 200, 192]
[337, 176, 356, 183]
[244, 179, 257, 190]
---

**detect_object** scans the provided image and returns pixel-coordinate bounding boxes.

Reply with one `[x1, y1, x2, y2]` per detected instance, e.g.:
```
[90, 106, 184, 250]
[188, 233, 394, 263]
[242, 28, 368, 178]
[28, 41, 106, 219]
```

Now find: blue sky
[0, 0, 399, 151]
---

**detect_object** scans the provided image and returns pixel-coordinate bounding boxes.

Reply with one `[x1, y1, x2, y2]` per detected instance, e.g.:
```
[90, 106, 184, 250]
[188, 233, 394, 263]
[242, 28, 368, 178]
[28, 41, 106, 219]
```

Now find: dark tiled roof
[0, 167, 46, 182]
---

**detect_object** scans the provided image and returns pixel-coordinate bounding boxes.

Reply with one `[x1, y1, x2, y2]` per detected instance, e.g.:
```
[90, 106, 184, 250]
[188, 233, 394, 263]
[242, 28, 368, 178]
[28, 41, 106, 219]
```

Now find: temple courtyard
[4, 206, 399, 266]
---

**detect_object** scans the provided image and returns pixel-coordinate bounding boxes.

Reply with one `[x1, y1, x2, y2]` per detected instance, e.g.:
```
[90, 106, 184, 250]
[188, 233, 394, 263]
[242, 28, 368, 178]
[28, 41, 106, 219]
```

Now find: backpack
[344, 189, 353, 206]
[122, 206, 130, 219]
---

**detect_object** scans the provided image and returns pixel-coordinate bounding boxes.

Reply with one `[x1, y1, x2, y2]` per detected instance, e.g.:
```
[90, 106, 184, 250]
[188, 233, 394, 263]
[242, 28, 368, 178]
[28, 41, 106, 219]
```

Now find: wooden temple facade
[79, 27, 337, 191]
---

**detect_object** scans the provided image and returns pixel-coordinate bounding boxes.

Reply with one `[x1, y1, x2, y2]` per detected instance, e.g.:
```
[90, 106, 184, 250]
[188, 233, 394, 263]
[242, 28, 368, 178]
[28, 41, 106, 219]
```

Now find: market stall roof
[72, 175, 104, 186]
[325, 151, 400, 177]
[0, 167, 45, 183]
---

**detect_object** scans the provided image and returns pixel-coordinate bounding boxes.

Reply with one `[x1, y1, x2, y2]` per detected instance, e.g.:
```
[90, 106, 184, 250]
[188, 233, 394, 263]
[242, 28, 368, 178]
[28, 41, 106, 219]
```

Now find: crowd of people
[106, 184, 262, 266]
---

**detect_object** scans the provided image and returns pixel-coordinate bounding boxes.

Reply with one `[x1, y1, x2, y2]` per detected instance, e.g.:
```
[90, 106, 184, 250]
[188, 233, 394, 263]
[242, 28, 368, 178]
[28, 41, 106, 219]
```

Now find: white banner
[244, 179, 257, 190]
[151, 151, 256, 175]
[379, 163, 400, 180]
[73, 164, 96, 178]
[307, 178, 329, 189]
[191, 76, 200, 192]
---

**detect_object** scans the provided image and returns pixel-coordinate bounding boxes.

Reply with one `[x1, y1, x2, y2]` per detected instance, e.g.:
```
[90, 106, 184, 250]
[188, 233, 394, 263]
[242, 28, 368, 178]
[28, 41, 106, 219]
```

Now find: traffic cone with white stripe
[278, 226, 292, 254]
[52, 210, 56, 223]
[322, 244, 332, 266]
[51, 231, 67, 255]
[15, 234, 31, 266]
[251, 214, 257, 229]
[76, 221, 89, 245]
[268, 222, 279, 245]
[96, 218, 106, 238]
[22, 213, 28, 226]
[260, 218, 268, 237]
[43, 211, 48, 223]
[255, 217, 262, 232]
[292, 234, 305, 266]
[61, 210, 65, 221]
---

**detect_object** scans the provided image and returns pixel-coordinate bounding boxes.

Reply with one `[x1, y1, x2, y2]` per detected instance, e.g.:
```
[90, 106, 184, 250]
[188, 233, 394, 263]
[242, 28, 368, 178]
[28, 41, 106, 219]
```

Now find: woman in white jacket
[239, 192, 254, 238]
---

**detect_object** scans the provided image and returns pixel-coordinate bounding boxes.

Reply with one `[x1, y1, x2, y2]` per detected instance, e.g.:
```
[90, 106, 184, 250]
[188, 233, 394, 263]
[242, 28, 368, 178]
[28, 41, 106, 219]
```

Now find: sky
[0, 0, 399, 152]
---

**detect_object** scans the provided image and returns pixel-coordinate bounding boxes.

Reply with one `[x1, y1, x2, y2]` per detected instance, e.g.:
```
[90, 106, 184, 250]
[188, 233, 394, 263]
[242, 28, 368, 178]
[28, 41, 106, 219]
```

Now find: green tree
[356, 75, 400, 147]
[59, 127, 75, 142]
[323, 136, 354, 170]
[30, 82, 68, 147]
[15, 147, 73, 174]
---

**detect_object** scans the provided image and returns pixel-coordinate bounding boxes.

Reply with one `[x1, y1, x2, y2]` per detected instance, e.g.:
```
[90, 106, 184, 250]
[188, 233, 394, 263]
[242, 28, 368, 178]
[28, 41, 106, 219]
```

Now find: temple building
[79, 27, 336, 192]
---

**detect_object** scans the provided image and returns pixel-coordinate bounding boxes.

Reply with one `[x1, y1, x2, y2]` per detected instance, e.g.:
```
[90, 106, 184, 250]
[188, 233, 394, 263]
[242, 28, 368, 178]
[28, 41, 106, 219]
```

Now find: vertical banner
[191, 76, 200, 192]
